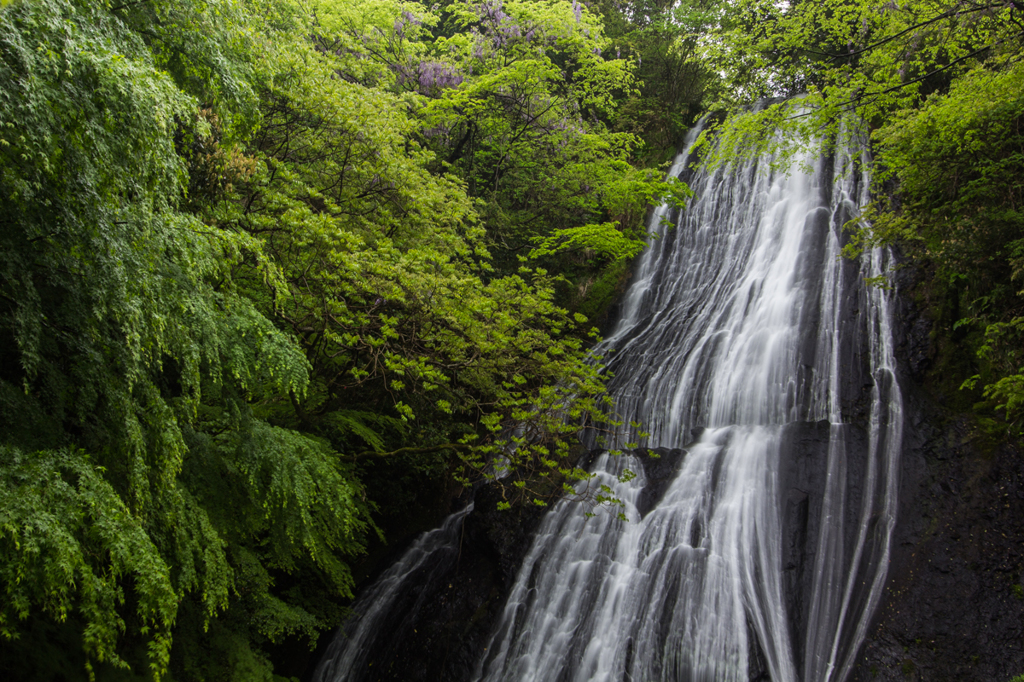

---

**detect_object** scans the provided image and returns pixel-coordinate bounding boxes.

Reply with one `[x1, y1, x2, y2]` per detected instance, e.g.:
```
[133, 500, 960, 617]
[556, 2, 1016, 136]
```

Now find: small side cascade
[311, 503, 474, 682]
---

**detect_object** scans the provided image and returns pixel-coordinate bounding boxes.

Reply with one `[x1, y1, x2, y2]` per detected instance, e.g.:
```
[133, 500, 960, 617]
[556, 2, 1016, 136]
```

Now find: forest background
[0, 0, 1021, 680]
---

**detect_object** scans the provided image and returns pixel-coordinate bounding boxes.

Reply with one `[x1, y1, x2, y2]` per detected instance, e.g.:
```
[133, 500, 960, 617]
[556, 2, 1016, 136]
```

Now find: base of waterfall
[311, 420, 891, 682]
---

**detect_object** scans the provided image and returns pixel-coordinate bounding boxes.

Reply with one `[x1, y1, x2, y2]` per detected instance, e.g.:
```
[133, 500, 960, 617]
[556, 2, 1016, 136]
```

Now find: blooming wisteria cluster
[385, 0, 613, 99]
[394, 59, 465, 95]
[479, 0, 526, 48]
[480, 0, 511, 25]
[393, 9, 422, 39]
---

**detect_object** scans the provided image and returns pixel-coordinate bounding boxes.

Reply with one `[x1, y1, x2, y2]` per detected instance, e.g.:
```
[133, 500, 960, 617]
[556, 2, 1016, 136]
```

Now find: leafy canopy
[0, 0, 667, 678]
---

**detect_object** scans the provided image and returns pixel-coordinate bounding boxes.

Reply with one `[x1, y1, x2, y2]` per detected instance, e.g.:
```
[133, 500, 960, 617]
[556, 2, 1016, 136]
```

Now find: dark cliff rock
[634, 446, 688, 517]
[850, 262, 1024, 681]
[851, 409, 1024, 682]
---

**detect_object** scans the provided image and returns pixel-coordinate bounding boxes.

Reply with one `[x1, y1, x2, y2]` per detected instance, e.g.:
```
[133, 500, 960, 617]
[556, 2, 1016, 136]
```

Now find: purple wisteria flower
[481, 0, 510, 23]
[478, 0, 531, 49]
[419, 61, 464, 91]
[396, 60, 464, 94]
[394, 10, 424, 40]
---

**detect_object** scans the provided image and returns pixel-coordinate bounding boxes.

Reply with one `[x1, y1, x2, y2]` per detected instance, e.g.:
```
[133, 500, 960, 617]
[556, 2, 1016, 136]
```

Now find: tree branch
[799, 5, 996, 62]
[349, 443, 474, 460]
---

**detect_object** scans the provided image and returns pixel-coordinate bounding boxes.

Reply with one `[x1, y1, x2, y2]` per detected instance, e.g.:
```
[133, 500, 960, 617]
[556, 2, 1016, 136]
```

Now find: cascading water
[472, 120, 902, 682]
[311, 117, 903, 682]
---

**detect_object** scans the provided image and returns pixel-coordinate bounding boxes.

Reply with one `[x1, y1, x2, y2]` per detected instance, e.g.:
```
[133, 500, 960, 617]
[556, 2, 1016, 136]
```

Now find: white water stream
[473, 122, 902, 682]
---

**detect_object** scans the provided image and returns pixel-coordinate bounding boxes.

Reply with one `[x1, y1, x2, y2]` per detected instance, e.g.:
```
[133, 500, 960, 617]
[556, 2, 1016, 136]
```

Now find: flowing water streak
[802, 136, 903, 682]
[311, 504, 474, 682]
[472, 122, 903, 682]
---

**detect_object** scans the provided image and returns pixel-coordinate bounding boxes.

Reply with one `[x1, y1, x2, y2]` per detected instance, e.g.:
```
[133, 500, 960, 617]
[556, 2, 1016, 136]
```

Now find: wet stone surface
[852, 268, 1024, 682]
[851, 412, 1024, 682]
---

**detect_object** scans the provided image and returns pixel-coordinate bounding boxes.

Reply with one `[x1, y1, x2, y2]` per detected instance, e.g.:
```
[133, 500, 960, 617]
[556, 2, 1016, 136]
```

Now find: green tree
[592, 0, 726, 160]
[0, 0, 638, 677]
[315, 0, 690, 271]
[0, 1, 373, 678]
[211, 0, 623, 512]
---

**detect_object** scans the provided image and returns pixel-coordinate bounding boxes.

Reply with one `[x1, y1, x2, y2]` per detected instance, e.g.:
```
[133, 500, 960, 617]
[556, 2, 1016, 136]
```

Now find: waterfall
[473, 121, 902, 682]
[311, 118, 903, 682]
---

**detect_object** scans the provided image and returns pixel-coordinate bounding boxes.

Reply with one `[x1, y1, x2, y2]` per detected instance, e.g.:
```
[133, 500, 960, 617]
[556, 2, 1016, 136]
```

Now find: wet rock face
[851, 410, 1024, 682]
[633, 446, 688, 517]
[850, 263, 1024, 682]
[890, 255, 934, 386]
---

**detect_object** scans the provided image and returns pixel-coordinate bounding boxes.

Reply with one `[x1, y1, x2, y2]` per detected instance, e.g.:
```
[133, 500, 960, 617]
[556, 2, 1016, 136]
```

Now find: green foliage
[221, 39, 619, 481]
[530, 221, 648, 261]
[0, 0, 373, 677]
[1, 0, 664, 677]
[207, 0, 638, 509]
[700, 0, 1022, 166]
[0, 447, 177, 675]
[315, 0, 690, 270]
[592, 0, 726, 159]
[868, 61, 1024, 276]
